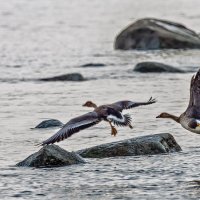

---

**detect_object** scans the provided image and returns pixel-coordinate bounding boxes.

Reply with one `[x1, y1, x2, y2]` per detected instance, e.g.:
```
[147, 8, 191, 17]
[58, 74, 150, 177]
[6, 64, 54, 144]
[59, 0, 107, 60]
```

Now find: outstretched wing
[105, 107, 132, 127]
[41, 112, 101, 145]
[186, 75, 195, 110]
[110, 97, 156, 112]
[185, 70, 200, 118]
[191, 69, 200, 107]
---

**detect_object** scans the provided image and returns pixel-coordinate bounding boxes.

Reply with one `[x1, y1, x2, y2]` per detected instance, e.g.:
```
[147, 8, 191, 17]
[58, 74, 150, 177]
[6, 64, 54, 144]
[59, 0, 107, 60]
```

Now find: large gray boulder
[134, 62, 184, 73]
[114, 18, 200, 50]
[16, 145, 85, 168]
[39, 73, 85, 82]
[77, 133, 181, 158]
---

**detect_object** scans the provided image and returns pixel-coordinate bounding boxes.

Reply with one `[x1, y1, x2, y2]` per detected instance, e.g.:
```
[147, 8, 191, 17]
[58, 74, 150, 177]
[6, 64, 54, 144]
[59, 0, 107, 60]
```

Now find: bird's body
[157, 69, 200, 134]
[41, 97, 156, 145]
[179, 114, 200, 134]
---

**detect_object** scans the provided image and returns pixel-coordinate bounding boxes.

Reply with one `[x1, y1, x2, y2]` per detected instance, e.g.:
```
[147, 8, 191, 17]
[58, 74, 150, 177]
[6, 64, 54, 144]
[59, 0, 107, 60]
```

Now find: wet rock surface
[134, 62, 185, 73]
[114, 18, 200, 50]
[77, 133, 181, 158]
[16, 145, 85, 168]
[39, 73, 85, 81]
[33, 119, 63, 129]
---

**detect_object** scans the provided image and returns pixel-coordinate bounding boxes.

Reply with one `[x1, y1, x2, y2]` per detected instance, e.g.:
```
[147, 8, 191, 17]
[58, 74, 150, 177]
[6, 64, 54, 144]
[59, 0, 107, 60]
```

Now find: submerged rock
[39, 73, 85, 82]
[77, 133, 181, 158]
[16, 145, 85, 168]
[134, 62, 184, 73]
[33, 119, 63, 129]
[114, 18, 200, 50]
[81, 63, 106, 68]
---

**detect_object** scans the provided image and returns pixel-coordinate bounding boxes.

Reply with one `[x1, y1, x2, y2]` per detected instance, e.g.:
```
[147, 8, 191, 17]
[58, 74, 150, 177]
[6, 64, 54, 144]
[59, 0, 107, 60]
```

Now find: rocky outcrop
[16, 134, 181, 167]
[39, 73, 85, 82]
[33, 119, 63, 129]
[134, 62, 184, 73]
[16, 145, 85, 168]
[114, 18, 200, 50]
[81, 63, 106, 68]
[77, 133, 181, 158]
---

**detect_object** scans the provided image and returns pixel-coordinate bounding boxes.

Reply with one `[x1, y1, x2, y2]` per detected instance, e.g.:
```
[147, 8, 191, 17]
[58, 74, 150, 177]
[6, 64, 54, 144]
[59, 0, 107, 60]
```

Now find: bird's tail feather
[112, 114, 132, 127]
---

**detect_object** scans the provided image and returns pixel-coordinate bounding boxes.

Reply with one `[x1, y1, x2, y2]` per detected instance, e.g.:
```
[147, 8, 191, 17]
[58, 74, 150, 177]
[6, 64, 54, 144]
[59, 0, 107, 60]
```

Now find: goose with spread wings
[157, 69, 200, 134]
[41, 97, 156, 145]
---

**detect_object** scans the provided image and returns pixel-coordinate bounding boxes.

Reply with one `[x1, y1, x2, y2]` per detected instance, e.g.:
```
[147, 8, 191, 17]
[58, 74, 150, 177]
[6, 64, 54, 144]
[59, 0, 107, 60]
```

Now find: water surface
[1, 0, 200, 199]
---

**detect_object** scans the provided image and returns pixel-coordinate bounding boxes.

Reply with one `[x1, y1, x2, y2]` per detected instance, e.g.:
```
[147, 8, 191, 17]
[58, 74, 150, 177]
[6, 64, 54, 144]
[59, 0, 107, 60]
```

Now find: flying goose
[157, 69, 200, 134]
[41, 97, 156, 145]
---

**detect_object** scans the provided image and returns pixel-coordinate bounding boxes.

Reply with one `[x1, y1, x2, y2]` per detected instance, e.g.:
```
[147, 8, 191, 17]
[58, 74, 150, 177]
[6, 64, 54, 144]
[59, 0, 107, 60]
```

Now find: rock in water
[16, 145, 85, 168]
[114, 18, 200, 50]
[134, 62, 184, 73]
[39, 73, 85, 82]
[77, 133, 181, 158]
[81, 63, 106, 68]
[33, 119, 63, 129]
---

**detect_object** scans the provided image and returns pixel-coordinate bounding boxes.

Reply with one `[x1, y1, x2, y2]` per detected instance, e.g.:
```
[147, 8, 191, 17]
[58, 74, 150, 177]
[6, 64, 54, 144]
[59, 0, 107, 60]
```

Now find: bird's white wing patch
[195, 119, 200, 124]
[107, 114, 125, 123]
[195, 119, 200, 125]
[107, 114, 132, 127]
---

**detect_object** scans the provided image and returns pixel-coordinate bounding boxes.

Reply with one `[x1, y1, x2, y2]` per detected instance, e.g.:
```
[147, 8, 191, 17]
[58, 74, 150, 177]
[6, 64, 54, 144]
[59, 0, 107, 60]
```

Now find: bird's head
[156, 112, 172, 118]
[82, 101, 97, 108]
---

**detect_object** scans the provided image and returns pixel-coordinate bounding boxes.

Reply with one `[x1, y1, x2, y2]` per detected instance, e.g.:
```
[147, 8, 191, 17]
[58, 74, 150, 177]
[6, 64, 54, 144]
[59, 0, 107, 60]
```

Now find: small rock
[33, 119, 63, 129]
[39, 73, 85, 82]
[134, 62, 184, 73]
[114, 18, 200, 50]
[16, 145, 85, 168]
[81, 63, 106, 68]
[6, 65, 22, 68]
[76, 133, 181, 158]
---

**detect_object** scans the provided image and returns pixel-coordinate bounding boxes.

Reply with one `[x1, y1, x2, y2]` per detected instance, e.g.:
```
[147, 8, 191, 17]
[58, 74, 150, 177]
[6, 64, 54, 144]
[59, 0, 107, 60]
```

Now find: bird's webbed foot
[111, 126, 118, 136]
[108, 121, 117, 136]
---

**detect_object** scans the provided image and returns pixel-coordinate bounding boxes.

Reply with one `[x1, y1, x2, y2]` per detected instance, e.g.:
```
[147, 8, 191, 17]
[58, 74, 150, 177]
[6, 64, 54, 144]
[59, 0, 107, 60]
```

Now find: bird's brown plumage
[41, 97, 156, 145]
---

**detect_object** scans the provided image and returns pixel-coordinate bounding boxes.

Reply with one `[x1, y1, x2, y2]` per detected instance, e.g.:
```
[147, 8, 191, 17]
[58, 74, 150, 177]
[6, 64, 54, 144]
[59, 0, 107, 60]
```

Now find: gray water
[1, 0, 200, 199]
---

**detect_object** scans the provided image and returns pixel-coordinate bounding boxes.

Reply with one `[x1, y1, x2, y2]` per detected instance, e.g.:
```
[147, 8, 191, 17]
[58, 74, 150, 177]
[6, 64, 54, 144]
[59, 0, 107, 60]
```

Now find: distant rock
[134, 62, 184, 73]
[77, 133, 181, 158]
[33, 119, 63, 129]
[16, 145, 85, 168]
[81, 63, 106, 68]
[6, 64, 22, 68]
[39, 73, 85, 82]
[114, 18, 200, 50]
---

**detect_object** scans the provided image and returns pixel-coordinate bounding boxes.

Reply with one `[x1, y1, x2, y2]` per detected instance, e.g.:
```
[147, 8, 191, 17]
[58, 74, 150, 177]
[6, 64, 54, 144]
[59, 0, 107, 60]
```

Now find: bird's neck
[166, 113, 180, 123]
[91, 103, 97, 108]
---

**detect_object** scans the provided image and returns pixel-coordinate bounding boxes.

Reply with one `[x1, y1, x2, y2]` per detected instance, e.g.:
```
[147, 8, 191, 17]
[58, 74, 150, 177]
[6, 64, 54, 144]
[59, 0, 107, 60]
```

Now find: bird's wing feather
[106, 107, 132, 127]
[186, 75, 195, 110]
[191, 70, 200, 107]
[110, 97, 156, 112]
[107, 113, 132, 127]
[41, 112, 100, 145]
[185, 70, 200, 118]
